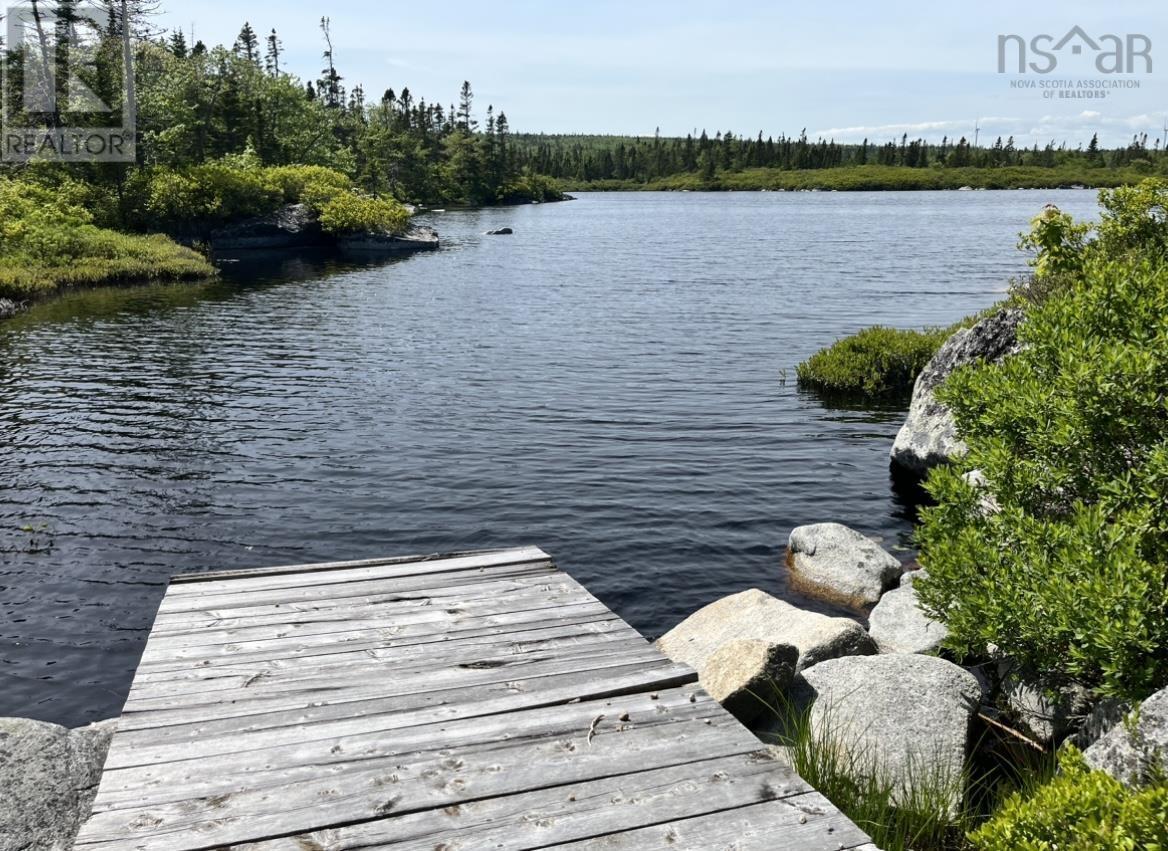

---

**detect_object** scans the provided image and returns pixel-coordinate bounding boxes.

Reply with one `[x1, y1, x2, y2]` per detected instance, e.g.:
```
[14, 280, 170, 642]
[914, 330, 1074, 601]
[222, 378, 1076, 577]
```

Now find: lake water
[0, 190, 1101, 727]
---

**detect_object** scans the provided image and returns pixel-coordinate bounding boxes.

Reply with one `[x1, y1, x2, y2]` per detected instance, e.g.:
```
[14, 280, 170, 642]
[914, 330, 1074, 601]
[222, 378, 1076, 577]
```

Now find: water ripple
[0, 190, 1101, 726]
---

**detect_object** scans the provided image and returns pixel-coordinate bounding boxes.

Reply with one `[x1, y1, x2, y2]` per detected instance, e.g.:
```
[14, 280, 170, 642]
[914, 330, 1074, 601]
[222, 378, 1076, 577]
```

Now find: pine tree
[234, 22, 259, 65]
[169, 29, 187, 59]
[458, 81, 475, 131]
[264, 29, 282, 75]
[318, 17, 343, 109]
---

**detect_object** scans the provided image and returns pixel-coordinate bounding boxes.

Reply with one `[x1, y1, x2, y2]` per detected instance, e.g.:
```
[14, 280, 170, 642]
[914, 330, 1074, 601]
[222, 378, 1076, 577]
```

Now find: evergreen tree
[168, 29, 187, 59]
[458, 80, 475, 131]
[1087, 133, 1101, 164]
[264, 29, 282, 75]
[234, 22, 259, 64]
[318, 17, 342, 108]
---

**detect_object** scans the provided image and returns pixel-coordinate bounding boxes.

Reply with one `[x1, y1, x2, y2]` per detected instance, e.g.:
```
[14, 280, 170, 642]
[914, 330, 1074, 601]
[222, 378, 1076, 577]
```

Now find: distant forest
[508, 130, 1165, 187]
[1, 4, 1161, 204]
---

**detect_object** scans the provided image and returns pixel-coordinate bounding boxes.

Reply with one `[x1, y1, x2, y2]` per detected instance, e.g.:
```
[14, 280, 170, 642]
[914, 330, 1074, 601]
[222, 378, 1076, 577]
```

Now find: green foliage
[120, 160, 362, 234]
[127, 161, 282, 232]
[1096, 180, 1168, 259]
[797, 325, 954, 396]
[970, 748, 1168, 851]
[917, 181, 1168, 702]
[317, 192, 410, 235]
[495, 170, 564, 204]
[264, 165, 353, 206]
[556, 164, 1154, 193]
[0, 178, 213, 300]
[1018, 205, 1090, 280]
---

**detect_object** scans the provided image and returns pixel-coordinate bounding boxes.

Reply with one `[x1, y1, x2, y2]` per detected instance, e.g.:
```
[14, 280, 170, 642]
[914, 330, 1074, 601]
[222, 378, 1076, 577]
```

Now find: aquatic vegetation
[796, 325, 956, 396]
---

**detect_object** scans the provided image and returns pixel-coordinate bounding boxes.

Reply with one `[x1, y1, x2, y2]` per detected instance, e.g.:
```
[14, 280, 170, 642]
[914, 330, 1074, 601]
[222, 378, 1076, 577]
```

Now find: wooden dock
[74, 546, 872, 850]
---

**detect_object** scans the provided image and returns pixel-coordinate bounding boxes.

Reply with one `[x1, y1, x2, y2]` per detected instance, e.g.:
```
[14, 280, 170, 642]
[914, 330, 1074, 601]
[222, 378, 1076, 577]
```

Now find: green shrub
[796, 325, 954, 396]
[496, 171, 564, 204]
[317, 191, 411, 235]
[126, 160, 282, 232]
[0, 178, 214, 299]
[264, 164, 353, 206]
[917, 187, 1168, 701]
[970, 748, 1168, 851]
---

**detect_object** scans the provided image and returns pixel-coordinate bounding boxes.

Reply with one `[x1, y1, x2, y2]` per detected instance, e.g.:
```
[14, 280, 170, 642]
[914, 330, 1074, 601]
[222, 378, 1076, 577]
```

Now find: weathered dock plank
[75, 547, 871, 850]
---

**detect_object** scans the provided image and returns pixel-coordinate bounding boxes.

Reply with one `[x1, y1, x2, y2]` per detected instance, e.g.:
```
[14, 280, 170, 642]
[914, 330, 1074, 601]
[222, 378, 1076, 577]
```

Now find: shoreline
[558, 164, 1152, 194]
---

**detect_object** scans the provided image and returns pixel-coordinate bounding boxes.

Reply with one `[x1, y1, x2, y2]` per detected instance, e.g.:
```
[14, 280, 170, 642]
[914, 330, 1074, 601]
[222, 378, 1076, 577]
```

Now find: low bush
[122, 159, 372, 234]
[969, 748, 1168, 851]
[127, 161, 283, 233]
[0, 178, 214, 300]
[916, 180, 1168, 702]
[317, 191, 411, 235]
[796, 325, 955, 396]
[495, 171, 565, 204]
[265, 164, 353, 207]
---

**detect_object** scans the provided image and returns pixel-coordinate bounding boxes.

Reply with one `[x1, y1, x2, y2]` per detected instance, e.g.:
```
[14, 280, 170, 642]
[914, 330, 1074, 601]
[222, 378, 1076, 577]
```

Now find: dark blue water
[0, 190, 1101, 727]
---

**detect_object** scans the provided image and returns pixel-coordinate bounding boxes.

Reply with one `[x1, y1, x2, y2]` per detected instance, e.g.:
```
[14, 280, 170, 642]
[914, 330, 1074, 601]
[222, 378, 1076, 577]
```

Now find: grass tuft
[796, 325, 954, 396]
[764, 694, 980, 851]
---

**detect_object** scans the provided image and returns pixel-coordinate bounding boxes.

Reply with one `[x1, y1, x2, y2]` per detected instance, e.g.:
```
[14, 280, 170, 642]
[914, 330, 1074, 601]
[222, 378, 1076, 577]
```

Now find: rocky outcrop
[1084, 685, 1168, 786]
[867, 576, 948, 655]
[793, 654, 982, 811]
[210, 203, 322, 251]
[656, 589, 875, 677]
[786, 523, 901, 609]
[0, 717, 116, 851]
[700, 639, 799, 724]
[1000, 666, 1092, 746]
[0, 299, 23, 320]
[339, 225, 440, 255]
[890, 308, 1024, 477]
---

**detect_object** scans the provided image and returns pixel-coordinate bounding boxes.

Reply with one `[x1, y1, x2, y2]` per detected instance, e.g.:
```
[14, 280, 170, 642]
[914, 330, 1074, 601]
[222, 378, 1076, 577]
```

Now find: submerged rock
[656, 588, 875, 677]
[890, 308, 1024, 477]
[868, 578, 948, 654]
[339, 225, 440, 255]
[786, 523, 901, 609]
[210, 203, 322, 251]
[794, 654, 981, 812]
[485, 227, 513, 235]
[1084, 686, 1168, 786]
[0, 717, 116, 851]
[0, 298, 23, 320]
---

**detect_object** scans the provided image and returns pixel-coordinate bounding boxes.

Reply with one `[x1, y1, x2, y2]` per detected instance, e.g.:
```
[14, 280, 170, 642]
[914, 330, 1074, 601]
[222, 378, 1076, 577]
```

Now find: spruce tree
[234, 22, 259, 65]
[264, 29, 282, 75]
[169, 29, 187, 58]
[458, 81, 475, 131]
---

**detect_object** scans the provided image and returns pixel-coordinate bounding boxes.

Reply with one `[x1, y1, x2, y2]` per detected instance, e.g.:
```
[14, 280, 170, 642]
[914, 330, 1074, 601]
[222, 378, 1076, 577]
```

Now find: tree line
[508, 129, 1164, 185]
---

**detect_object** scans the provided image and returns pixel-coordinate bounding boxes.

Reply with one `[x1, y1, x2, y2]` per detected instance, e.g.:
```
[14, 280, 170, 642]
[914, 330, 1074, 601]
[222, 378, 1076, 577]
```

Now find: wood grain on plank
[75, 548, 869, 851]
[230, 751, 812, 851]
[169, 546, 549, 587]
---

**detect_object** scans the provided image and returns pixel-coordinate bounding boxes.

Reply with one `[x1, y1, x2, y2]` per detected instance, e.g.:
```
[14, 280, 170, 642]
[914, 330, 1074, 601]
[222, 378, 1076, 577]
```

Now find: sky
[155, 0, 1168, 148]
